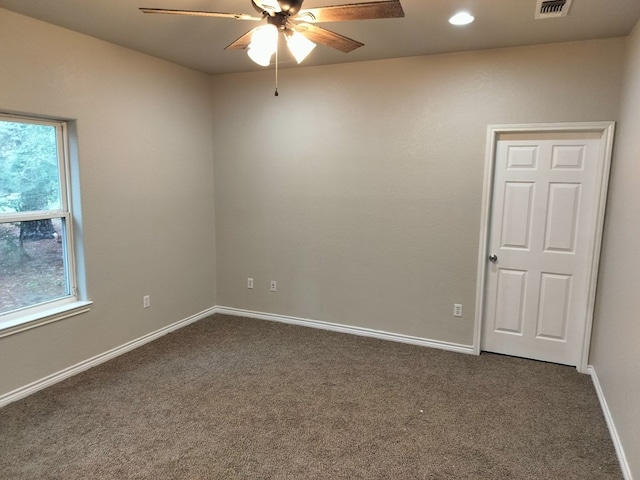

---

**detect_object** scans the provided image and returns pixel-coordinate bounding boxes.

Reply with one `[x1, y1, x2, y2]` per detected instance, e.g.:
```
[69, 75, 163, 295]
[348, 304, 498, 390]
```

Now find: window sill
[0, 301, 93, 339]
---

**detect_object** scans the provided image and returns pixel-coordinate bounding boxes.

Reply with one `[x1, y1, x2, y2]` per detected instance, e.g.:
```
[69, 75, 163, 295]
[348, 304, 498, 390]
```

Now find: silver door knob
[489, 254, 498, 263]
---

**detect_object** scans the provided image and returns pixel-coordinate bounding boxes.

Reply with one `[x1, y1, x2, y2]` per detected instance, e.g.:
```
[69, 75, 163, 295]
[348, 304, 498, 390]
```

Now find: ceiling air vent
[535, 0, 572, 19]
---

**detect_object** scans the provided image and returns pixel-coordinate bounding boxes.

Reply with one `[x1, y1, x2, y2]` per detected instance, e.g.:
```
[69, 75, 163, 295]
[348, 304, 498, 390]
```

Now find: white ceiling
[1, 0, 639, 75]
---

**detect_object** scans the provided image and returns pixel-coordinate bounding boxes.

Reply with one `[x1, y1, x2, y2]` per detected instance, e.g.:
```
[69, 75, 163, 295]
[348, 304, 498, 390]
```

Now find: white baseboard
[0, 306, 216, 408]
[1, 305, 471, 408]
[214, 306, 475, 355]
[588, 365, 633, 480]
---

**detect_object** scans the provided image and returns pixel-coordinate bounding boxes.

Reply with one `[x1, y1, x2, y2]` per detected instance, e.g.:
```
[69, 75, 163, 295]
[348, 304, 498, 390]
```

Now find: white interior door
[480, 127, 612, 367]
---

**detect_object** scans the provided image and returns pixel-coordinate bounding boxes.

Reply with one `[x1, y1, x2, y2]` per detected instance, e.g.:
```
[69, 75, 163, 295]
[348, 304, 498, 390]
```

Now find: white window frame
[0, 113, 91, 338]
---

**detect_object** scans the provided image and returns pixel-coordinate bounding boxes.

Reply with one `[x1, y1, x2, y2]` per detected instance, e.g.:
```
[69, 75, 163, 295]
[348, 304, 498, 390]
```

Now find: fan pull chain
[274, 34, 279, 97]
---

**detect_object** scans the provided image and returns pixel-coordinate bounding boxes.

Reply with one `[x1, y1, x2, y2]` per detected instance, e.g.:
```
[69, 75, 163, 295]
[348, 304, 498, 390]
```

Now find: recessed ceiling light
[449, 12, 475, 26]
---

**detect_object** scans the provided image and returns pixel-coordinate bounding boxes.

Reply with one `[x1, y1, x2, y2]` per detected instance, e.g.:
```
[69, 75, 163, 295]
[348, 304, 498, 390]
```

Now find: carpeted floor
[0, 314, 622, 479]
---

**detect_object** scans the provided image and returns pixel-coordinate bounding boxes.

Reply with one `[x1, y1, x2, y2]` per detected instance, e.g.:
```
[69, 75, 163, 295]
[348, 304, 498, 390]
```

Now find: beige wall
[212, 39, 624, 346]
[591, 19, 640, 477]
[0, 9, 216, 395]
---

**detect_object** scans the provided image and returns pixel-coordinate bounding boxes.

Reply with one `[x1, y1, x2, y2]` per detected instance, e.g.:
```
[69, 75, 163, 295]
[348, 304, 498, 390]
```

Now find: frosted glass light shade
[247, 46, 273, 67]
[286, 31, 316, 64]
[247, 24, 278, 66]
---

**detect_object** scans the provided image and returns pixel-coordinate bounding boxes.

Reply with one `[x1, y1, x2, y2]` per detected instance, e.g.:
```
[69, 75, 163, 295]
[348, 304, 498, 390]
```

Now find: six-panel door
[482, 133, 604, 366]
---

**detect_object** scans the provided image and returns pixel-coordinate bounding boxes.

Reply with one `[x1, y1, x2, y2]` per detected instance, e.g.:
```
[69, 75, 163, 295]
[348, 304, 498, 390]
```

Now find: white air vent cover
[535, 0, 572, 19]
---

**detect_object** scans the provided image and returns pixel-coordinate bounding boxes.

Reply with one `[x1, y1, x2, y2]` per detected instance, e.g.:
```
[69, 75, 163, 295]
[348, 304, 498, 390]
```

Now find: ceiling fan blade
[139, 8, 263, 21]
[297, 0, 404, 23]
[225, 28, 260, 50]
[289, 22, 363, 53]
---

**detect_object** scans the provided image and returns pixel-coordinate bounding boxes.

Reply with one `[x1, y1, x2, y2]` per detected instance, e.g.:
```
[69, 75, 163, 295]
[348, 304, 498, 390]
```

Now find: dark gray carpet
[0, 314, 621, 479]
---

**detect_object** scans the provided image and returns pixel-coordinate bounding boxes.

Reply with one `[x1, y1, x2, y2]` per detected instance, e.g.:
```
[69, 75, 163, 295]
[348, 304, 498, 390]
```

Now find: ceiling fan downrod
[274, 39, 279, 97]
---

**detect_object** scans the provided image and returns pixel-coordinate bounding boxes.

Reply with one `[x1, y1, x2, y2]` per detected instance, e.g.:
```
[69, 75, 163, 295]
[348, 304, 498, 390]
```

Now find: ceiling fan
[140, 0, 405, 67]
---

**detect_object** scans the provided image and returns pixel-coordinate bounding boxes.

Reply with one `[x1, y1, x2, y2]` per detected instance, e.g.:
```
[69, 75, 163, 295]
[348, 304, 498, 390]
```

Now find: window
[0, 114, 86, 332]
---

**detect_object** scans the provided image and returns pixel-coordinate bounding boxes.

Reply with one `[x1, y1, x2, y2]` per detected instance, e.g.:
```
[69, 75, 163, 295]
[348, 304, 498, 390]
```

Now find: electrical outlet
[143, 295, 151, 309]
[247, 277, 254, 289]
[270, 281, 277, 292]
[453, 304, 462, 317]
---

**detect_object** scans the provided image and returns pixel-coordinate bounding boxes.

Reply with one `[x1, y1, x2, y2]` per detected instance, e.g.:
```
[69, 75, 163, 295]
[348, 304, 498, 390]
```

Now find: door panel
[482, 134, 605, 366]
[551, 145, 585, 169]
[501, 183, 534, 250]
[543, 183, 580, 253]
[494, 269, 527, 335]
[507, 145, 538, 169]
[536, 273, 571, 340]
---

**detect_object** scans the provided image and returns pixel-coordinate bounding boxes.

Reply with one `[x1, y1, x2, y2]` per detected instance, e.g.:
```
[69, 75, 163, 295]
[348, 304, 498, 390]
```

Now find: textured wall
[0, 9, 216, 395]
[212, 39, 625, 346]
[591, 20, 640, 477]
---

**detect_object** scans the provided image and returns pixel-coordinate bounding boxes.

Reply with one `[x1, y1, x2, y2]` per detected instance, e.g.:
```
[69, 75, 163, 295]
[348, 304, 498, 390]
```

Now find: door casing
[473, 122, 615, 373]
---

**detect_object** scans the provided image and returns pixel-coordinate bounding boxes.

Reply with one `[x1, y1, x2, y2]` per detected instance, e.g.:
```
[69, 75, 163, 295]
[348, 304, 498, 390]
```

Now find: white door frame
[473, 122, 615, 373]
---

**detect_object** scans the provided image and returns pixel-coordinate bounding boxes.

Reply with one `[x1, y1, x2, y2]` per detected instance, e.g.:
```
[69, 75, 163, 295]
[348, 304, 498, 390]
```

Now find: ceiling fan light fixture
[247, 24, 279, 66]
[286, 31, 316, 64]
[449, 11, 475, 26]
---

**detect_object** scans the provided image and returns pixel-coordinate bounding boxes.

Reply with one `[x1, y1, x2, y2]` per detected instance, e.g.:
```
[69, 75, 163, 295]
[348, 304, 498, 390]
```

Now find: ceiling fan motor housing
[252, 0, 305, 15]
[277, 0, 304, 15]
[267, 14, 288, 29]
